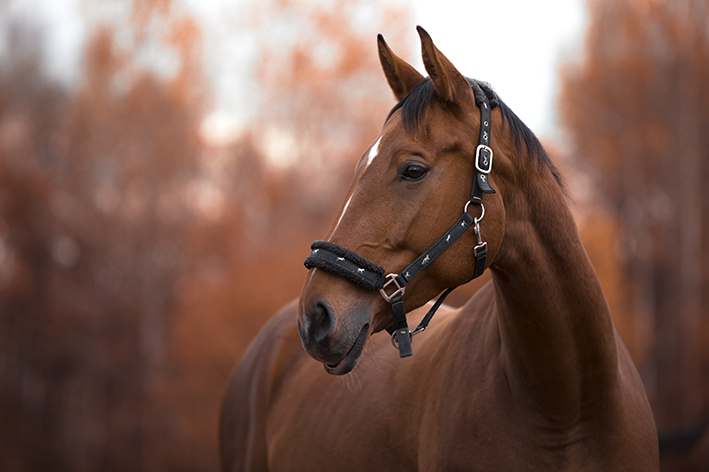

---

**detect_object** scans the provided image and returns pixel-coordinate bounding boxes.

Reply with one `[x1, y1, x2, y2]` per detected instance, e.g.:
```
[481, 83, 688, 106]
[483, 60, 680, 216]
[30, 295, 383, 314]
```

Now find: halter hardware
[472, 206, 487, 257]
[391, 323, 427, 350]
[304, 89, 496, 358]
[475, 145, 493, 174]
[379, 273, 406, 303]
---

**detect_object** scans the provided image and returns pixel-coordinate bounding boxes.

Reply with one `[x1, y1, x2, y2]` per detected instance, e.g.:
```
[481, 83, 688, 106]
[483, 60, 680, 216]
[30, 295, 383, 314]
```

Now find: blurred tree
[0, 0, 204, 470]
[0, 0, 416, 470]
[160, 1, 414, 469]
[245, 0, 412, 215]
[558, 0, 709, 467]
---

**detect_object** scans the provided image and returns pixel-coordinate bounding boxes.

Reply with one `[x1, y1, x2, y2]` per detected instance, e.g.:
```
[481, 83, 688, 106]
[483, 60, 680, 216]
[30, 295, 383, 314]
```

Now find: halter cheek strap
[303, 93, 496, 358]
[471, 95, 495, 204]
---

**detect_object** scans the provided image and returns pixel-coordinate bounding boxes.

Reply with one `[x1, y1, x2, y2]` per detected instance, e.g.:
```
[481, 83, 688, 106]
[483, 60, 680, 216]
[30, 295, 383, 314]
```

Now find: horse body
[222, 291, 655, 471]
[220, 27, 659, 471]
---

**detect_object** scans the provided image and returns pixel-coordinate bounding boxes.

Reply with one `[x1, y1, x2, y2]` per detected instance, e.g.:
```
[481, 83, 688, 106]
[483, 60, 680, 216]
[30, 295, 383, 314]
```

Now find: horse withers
[220, 27, 659, 471]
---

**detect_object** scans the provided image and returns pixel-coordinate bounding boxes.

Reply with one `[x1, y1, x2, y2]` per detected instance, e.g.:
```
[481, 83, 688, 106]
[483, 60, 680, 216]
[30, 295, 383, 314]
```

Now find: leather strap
[473, 245, 487, 279]
[304, 241, 385, 291]
[470, 95, 496, 205]
[389, 295, 413, 357]
[397, 212, 475, 286]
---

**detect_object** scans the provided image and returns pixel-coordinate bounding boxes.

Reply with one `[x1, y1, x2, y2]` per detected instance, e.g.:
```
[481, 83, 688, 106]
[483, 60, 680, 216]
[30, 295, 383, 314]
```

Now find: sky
[2, 0, 587, 140]
[408, 0, 586, 137]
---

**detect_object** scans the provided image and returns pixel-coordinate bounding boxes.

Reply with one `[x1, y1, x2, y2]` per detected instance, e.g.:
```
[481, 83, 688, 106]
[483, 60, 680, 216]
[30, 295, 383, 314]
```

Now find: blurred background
[0, 0, 707, 470]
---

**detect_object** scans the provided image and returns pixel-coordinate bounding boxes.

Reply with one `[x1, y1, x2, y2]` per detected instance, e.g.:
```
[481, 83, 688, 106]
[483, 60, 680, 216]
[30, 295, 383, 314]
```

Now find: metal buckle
[475, 145, 493, 174]
[390, 328, 411, 349]
[379, 273, 405, 303]
[473, 216, 487, 256]
[474, 241, 488, 257]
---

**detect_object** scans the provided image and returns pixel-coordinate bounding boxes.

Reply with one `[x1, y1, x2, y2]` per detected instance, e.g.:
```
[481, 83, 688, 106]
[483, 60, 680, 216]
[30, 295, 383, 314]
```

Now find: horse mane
[386, 78, 565, 190]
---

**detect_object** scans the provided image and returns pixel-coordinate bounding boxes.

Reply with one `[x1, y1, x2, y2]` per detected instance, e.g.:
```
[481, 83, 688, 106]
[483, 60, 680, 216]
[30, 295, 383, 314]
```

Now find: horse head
[298, 27, 510, 375]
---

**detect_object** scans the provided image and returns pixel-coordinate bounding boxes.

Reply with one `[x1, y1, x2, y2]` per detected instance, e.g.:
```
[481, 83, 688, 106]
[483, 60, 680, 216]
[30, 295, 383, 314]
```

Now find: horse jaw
[297, 271, 380, 375]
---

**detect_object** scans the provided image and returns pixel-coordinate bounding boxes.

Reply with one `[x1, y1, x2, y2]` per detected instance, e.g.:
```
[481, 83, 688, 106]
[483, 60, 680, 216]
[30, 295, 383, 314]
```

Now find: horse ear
[417, 26, 475, 110]
[378, 34, 424, 102]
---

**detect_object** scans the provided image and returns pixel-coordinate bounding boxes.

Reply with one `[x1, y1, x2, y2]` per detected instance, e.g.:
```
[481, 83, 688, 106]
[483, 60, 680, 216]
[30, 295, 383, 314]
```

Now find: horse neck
[488, 162, 619, 419]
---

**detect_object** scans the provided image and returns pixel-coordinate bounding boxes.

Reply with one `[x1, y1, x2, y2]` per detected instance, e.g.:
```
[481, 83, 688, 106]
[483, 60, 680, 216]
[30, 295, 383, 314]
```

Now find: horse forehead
[364, 135, 382, 169]
[398, 104, 473, 150]
[361, 106, 472, 175]
[358, 128, 404, 173]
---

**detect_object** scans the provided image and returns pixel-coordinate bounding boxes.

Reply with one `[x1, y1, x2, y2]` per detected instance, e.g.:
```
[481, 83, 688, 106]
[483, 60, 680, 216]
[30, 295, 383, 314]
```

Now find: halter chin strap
[304, 93, 496, 358]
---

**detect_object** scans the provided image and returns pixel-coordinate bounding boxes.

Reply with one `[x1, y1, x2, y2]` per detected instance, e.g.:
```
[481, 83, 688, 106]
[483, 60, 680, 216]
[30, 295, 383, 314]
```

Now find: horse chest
[266, 385, 596, 472]
[264, 326, 522, 470]
[265, 337, 612, 471]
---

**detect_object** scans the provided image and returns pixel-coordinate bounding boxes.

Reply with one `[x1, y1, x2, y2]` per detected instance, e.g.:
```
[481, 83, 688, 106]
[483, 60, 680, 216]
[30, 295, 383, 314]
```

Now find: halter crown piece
[304, 86, 496, 358]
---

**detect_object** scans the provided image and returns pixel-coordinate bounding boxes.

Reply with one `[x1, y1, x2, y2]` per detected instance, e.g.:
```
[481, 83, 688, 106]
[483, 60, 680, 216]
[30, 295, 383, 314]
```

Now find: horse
[219, 27, 659, 471]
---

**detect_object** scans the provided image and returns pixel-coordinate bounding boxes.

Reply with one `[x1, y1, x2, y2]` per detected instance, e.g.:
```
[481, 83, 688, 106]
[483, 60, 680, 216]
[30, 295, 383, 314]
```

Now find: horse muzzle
[297, 296, 372, 375]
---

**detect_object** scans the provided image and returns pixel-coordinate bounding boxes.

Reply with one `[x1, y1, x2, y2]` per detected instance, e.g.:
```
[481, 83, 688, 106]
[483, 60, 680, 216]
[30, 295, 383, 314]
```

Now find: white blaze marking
[331, 136, 382, 238]
[331, 194, 353, 236]
[365, 136, 382, 168]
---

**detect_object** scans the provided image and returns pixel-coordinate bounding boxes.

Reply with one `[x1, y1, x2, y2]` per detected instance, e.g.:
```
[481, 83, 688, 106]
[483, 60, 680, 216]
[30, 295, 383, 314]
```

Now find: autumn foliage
[0, 0, 410, 470]
[1, 0, 708, 470]
[559, 0, 709, 468]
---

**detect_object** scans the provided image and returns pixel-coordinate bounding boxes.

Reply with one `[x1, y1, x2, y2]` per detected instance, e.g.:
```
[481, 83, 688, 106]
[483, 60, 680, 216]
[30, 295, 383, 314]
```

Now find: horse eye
[402, 164, 428, 181]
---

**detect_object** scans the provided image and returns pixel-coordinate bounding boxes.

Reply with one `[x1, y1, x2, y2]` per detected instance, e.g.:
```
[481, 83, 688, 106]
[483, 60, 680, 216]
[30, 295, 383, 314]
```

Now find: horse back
[219, 300, 302, 472]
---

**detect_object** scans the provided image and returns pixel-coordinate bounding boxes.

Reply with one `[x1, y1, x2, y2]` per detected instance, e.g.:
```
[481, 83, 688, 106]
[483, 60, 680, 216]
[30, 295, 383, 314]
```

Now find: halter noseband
[304, 90, 496, 358]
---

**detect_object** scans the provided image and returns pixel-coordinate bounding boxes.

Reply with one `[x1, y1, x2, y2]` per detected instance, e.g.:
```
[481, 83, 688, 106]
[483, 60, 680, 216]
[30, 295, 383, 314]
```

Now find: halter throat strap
[303, 93, 496, 358]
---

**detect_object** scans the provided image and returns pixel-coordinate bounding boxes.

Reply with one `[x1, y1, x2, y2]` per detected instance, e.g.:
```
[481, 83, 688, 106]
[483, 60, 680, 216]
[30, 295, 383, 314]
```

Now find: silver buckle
[379, 273, 405, 303]
[473, 216, 487, 256]
[390, 329, 411, 349]
[475, 145, 493, 174]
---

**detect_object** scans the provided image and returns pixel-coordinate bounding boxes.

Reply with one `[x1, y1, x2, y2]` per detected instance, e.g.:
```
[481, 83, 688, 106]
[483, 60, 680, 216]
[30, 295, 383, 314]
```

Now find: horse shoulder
[219, 299, 302, 472]
[421, 286, 659, 470]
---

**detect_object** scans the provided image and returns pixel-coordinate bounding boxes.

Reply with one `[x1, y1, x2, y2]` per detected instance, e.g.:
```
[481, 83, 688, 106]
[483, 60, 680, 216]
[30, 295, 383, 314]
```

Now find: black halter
[304, 90, 496, 358]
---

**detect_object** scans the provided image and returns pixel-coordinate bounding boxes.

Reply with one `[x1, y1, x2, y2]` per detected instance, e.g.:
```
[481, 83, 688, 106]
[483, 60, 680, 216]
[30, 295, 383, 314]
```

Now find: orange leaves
[0, 3, 208, 470]
[130, 0, 173, 35]
[558, 0, 709, 445]
[248, 0, 412, 177]
[0, 0, 418, 470]
[166, 14, 203, 106]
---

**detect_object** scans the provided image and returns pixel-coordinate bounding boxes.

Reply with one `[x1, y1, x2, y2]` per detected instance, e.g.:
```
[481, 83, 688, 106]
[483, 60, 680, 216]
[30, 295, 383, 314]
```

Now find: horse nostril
[310, 300, 335, 344]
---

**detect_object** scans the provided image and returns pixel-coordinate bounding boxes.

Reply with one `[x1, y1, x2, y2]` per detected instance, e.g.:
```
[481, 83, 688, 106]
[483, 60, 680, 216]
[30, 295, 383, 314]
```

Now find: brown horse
[220, 27, 659, 471]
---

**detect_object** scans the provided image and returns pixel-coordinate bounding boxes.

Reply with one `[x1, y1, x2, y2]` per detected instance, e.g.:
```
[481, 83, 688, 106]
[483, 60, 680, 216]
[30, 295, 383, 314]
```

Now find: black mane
[386, 78, 564, 189]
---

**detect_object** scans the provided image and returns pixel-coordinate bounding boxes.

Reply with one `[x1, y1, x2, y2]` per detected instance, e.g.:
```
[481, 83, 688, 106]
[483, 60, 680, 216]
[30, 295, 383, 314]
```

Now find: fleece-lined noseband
[304, 87, 496, 358]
